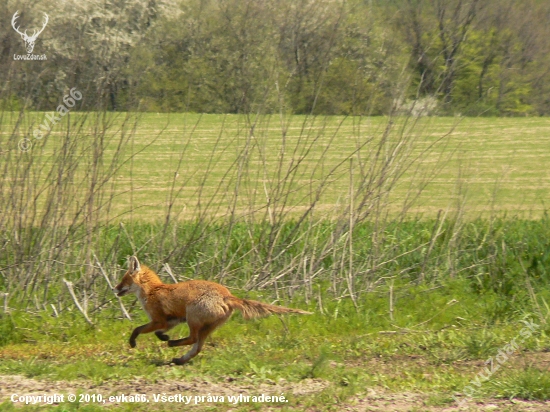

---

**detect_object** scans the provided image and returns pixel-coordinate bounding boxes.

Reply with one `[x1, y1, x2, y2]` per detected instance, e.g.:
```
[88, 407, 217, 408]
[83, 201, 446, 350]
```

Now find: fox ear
[128, 256, 141, 273]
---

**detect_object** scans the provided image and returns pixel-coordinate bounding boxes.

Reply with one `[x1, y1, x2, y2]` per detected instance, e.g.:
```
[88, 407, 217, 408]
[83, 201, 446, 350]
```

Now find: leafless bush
[0, 1, 457, 322]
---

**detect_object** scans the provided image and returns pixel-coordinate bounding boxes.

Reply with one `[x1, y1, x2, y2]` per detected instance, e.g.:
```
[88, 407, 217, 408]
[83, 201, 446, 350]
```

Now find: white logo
[12, 10, 48, 54]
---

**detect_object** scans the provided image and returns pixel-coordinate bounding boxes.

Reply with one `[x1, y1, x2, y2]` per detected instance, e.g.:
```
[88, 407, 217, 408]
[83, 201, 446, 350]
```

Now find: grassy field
[1, 274, 549, 411]
[5, 113, 550, 221]
[82, 114, 550, 219]
[1, 113, 550, 411]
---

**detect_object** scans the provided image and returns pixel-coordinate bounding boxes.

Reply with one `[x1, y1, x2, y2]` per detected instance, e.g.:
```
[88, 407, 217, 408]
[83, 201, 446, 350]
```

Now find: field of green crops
[6, 113, 550, 221]
[94, 114, 550, 219]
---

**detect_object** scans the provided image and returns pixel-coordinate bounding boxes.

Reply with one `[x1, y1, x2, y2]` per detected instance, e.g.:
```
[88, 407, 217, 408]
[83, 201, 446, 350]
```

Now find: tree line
[1, 0, 549, 116]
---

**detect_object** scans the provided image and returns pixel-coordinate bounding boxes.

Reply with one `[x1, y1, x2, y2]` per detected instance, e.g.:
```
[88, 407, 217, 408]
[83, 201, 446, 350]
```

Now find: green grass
[5, 113, 550, 221]
[85, 115, 550, 219]
[490, 368, 550, 400]
[1, 276, 549, 410]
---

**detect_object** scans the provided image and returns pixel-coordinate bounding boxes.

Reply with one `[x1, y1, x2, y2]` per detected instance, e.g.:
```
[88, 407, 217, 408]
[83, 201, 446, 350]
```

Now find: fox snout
[113, 285, 130, 297]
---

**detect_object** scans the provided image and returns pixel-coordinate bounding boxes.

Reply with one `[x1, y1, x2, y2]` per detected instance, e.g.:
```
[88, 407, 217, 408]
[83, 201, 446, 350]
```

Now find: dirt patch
[349, 389, 549, 411]
[1, 374, 549, 410]
[0, 374, 328, 408]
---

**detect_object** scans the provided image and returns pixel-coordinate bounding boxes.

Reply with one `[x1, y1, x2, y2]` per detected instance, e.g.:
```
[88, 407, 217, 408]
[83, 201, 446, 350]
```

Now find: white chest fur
[136, 288, 152, 320]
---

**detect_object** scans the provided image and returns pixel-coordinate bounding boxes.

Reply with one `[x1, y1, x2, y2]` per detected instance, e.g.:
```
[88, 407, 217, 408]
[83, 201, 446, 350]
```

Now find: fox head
[113, 256, 142, 297]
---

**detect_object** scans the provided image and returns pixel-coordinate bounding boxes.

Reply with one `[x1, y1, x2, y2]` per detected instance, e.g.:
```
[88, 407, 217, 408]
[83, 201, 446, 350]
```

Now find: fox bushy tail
[224, 296, 312, 320]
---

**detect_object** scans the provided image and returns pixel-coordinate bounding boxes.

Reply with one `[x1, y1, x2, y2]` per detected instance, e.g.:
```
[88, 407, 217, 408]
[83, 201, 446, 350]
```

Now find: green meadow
[1, 113, 550, 410]
[127, 115, 550, 219]
[99, 115, 550, 218]
[6, 113, 550, 221]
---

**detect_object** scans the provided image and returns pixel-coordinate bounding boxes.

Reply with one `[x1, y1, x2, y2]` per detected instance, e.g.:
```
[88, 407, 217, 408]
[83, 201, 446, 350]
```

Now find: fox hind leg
[171, 317, 229, 365]
[168, 320, 199, 347]
[170, 302, 233, 365]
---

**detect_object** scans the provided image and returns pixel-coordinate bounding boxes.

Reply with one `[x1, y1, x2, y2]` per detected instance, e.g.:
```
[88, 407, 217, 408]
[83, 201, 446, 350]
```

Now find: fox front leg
[155, 331, 170, 341]
[154, 316, 184, 342]
[129, 325, 143, 348]
[129, 322, 163, 348]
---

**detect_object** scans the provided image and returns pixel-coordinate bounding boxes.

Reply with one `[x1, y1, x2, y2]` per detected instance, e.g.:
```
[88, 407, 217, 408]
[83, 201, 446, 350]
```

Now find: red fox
[113, 256, 311, 365]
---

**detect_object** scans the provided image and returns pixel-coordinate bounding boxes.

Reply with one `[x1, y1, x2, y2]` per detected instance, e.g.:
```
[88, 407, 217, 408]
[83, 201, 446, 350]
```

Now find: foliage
[1, 0, 549, 115]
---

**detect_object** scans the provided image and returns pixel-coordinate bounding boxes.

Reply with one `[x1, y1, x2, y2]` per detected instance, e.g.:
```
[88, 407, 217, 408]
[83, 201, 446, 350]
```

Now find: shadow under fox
[114, 256, 311, 365]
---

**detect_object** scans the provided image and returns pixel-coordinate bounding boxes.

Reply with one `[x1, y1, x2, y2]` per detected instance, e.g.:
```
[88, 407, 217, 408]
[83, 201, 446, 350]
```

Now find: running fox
[113, 256, 311, 365]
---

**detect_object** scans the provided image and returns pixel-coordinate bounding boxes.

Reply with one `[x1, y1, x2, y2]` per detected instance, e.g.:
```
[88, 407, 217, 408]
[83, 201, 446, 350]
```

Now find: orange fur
[113, 256, 311, 365]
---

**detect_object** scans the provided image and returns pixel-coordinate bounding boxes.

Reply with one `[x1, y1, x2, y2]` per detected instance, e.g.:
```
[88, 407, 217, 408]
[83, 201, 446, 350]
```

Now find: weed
[490, 368, 550, 400]
[0, 316, 21, 346]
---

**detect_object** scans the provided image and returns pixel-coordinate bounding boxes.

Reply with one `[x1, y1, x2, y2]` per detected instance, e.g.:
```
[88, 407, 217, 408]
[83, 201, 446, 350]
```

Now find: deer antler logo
[12, 11, 49, 54]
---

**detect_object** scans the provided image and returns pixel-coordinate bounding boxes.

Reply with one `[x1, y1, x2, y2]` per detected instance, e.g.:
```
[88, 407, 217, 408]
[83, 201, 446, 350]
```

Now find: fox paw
[171, 357, 187, 366]
[155, 332, 169, 341]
